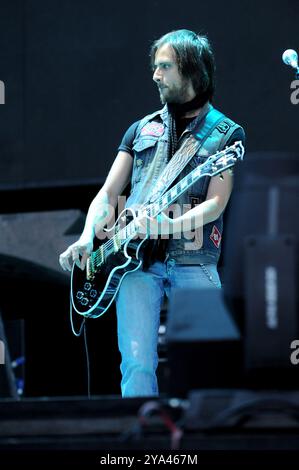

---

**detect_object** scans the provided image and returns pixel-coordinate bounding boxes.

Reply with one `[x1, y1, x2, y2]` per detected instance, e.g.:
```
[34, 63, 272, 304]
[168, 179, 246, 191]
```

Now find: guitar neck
[115, 162, 225, 246]
[94, 141, 243, 262]
[146, 165, 210, 218]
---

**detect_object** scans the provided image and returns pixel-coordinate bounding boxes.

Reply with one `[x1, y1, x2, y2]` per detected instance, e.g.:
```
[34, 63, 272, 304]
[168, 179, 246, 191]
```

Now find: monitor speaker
[166, 288, 242, 397]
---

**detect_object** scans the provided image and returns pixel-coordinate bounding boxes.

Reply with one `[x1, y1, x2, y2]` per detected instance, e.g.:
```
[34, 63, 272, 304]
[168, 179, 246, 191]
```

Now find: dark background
[0, 0, 298, 189]
[0, 0, 298, 397]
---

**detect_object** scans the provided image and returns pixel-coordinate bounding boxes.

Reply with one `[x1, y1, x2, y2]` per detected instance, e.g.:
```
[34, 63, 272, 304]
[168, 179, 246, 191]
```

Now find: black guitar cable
[70, 295, 91, 399]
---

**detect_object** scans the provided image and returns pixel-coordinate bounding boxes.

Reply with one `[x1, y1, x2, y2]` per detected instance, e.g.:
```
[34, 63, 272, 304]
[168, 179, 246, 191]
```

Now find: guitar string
[92, 156, 236, 266]
[92, 164, 235, 266]
[93, 166, 205, 263]
[91, 174, 193, 268]
[91, 145, 240, 268]
[94, 165, 199, 258]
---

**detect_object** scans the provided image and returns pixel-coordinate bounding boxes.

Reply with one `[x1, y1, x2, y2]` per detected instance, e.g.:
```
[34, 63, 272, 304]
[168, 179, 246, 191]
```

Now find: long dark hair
[150, 29, 216, 102]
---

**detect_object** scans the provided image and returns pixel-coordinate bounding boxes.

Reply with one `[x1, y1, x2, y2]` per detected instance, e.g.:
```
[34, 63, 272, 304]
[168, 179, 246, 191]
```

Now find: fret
[126, 222, 134, 238]
[147, 205, 153, 217]
[154, 202, 161, 214]
[161, 195, 169, 208]
[170, 187, 177, 199]
[130, 222, 135, 237]
[189, 171, 197, 182]
[180, 178, 188, 190]
[118, 226, 125, 241]
[117, 222, 132, 242]
[113, 233, 121, 252]
[122, 225, 129, 240]
[101, 244, 105, 262]
[193, 166, 202, 178]
[96, 247, 102, 264]
[95, 245, 104, 267]
[102, 243, 108, 260]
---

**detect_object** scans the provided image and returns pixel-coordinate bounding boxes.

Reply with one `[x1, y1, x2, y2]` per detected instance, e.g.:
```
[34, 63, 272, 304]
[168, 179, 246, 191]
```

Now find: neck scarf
[167, 95, 208, 160]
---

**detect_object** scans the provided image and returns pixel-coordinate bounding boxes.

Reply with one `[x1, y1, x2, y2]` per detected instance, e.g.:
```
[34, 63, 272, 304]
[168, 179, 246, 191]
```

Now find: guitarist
[59, 29, 245, 397]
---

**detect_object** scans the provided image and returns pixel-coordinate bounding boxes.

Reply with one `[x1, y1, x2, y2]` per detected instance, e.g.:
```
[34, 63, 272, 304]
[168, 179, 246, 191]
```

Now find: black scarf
[167, 94, 208, 160]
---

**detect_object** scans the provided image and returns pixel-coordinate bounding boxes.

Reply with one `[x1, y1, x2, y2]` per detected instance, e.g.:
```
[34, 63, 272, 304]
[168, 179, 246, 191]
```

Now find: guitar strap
[146, 105, 225, 204]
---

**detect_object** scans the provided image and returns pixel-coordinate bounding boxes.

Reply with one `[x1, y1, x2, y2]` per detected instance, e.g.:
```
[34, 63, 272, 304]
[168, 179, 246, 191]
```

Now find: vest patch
[141, 121, 165, 137]
[216, 120, 233, 135]
[210, 225, 221, 248]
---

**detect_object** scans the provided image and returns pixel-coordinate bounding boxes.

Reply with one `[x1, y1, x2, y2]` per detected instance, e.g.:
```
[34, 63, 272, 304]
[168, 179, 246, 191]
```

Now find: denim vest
[126, 103, 244, 265]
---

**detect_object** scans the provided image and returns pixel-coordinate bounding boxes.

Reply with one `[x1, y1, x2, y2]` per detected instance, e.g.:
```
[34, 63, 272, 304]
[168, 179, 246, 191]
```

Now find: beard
[158, 80, 190, 104]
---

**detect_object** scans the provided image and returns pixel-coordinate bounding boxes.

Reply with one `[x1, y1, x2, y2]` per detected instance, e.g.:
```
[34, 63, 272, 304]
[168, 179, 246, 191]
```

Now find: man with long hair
[59, 29, 245, 397]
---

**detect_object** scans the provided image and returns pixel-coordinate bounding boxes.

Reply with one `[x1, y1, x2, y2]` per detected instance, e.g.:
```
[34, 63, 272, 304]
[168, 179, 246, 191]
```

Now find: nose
[153, 67, 162, 83]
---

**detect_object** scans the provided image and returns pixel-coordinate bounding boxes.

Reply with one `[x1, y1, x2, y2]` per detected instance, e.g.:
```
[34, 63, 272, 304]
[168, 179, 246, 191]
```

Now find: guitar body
[71, 237, 148, 318]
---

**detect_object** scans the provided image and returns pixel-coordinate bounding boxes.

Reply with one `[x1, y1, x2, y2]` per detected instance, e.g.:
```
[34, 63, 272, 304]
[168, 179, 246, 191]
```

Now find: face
[152, 43, 196, 104]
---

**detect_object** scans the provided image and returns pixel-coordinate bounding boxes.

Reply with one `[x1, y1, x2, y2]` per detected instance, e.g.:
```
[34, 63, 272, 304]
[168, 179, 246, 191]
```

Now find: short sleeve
[118, 120, 141, 156]
[225, 127, 246, 148]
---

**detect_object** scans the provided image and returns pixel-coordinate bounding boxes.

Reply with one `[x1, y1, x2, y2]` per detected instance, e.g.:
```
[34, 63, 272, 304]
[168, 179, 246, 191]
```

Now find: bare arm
[136, 170, 233, 236]
[174, 169, 233, 233]
[59, 151, 133, 271]
[81, 151, 133, 238]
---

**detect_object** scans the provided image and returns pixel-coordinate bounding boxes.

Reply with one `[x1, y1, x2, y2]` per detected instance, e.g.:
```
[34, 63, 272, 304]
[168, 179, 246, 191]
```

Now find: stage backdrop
[0, 0, 298, 188]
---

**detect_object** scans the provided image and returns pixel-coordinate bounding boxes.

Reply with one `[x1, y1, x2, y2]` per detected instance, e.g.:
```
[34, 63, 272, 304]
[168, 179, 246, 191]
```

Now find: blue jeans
[115, 259, 221, 397]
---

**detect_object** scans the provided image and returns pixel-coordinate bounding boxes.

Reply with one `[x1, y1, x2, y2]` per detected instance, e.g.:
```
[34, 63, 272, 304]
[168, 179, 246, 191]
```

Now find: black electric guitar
[71, 141, 244, 318]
